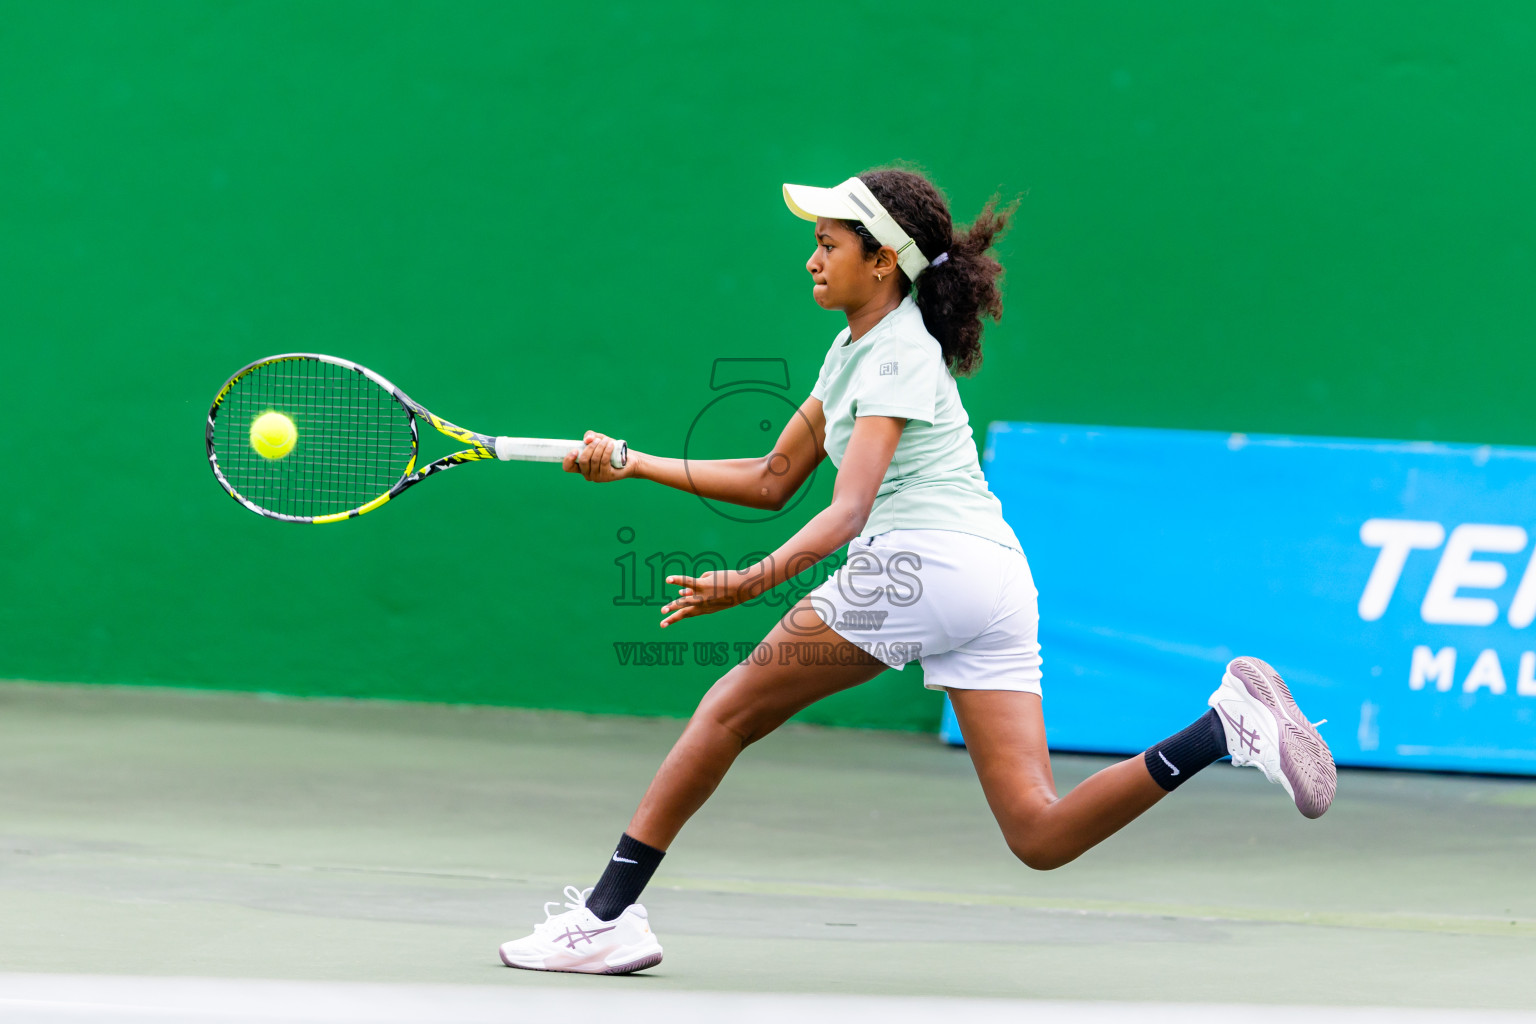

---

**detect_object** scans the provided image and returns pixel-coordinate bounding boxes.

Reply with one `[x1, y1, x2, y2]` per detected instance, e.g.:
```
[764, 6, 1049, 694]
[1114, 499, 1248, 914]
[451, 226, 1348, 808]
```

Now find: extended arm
[567, 397, 827, 512]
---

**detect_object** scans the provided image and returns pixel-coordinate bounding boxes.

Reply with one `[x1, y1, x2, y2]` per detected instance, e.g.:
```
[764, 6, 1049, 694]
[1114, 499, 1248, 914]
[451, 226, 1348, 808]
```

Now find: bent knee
[1006, 841, 1074, 872]
[695, 686, 780, 748]
[993, 796, 1075, 871]
[691, 698, 759, 747]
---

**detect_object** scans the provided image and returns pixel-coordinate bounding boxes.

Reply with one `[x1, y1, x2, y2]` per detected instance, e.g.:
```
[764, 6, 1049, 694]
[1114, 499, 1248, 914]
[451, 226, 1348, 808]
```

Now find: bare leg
[626, 599, 886, 849]
[949, 688, 1167, 870]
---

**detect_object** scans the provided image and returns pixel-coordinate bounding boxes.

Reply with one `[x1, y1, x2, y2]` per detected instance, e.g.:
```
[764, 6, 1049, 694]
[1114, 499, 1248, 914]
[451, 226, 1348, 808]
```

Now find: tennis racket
[206, 353, 626, 524]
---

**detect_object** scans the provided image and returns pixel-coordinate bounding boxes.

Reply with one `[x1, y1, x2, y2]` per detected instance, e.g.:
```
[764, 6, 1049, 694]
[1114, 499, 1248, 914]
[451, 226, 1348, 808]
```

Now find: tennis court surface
[1, 682, 1532, 1022]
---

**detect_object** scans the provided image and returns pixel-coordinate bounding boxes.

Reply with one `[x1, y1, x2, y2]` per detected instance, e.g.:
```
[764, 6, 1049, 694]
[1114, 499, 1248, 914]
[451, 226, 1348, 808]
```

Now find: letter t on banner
[1358, 520, 1446, 621]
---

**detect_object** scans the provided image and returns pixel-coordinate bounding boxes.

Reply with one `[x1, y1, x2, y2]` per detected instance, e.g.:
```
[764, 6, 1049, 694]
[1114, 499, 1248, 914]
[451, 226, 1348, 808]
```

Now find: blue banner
[941, 423, 1536, 775]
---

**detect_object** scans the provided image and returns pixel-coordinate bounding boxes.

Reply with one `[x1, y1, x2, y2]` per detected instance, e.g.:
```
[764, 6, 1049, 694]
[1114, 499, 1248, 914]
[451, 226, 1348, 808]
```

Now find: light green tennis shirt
[810, 296, 1022, 552]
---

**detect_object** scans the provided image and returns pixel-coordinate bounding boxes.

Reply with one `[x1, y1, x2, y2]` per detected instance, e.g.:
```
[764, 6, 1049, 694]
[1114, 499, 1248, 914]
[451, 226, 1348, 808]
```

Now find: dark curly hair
[844, 167, 1016, 377]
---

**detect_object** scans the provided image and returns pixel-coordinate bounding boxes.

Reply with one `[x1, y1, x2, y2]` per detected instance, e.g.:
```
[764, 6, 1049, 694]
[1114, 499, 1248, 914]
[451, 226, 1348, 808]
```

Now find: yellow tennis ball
[250, 411, 297, 460]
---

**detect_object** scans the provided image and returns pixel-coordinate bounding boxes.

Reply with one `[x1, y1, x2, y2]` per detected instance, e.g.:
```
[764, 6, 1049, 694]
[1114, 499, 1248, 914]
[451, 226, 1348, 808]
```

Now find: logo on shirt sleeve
[879, 361, 899, 376]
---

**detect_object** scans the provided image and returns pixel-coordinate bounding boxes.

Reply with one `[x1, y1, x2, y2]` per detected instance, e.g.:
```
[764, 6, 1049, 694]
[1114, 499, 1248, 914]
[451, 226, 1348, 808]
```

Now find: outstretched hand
[660, 569, 767, 628]
[563, 431, 636, 482]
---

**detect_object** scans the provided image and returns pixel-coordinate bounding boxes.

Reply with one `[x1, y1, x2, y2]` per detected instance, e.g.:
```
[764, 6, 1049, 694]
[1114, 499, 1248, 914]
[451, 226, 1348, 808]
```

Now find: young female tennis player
[497, 168, 1337, 975]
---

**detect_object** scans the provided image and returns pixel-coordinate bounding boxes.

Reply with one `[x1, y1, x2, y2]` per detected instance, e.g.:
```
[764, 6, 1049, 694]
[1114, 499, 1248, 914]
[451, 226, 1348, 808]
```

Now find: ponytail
[845, 168, 1016, 377]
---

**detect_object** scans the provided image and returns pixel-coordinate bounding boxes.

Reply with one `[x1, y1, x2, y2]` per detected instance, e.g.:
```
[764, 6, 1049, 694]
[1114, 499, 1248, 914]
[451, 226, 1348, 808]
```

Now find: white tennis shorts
[807, 529, 1043, 694]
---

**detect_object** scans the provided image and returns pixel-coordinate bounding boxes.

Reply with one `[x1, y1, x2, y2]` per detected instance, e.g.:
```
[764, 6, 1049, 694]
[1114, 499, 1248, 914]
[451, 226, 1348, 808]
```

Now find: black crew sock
[586, 833, 666, 922]
[1143, 709, 1228, 791]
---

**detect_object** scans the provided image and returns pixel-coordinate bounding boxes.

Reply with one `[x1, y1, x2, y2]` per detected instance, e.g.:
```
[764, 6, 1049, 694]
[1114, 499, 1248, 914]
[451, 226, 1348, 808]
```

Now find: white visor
[783, 177, 932, 283]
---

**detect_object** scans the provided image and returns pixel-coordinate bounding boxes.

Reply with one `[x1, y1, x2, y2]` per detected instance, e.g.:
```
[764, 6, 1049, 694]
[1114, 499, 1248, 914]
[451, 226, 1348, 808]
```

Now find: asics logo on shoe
[612, 853, 638, 864]
[1157, 750, 1180, 775]
[1218, 706, 1262, 755]
[556, 924, 617, 949]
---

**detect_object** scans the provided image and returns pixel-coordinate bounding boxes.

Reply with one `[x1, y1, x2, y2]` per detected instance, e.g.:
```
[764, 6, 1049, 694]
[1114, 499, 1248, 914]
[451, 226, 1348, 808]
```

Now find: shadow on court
[0, 682, 1532, 1017]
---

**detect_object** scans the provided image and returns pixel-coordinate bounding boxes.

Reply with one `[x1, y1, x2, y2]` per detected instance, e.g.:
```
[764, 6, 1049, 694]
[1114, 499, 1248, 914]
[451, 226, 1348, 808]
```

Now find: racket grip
[494, 436, 628, 469]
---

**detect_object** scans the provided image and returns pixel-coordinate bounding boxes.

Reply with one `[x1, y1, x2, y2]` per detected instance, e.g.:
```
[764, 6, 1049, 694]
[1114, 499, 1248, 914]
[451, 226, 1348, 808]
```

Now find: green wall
[4, 2, 1535, 730]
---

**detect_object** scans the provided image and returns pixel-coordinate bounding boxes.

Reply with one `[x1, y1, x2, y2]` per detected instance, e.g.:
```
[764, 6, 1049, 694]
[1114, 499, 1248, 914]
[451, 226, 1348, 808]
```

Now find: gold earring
[876, 273, 884, 282]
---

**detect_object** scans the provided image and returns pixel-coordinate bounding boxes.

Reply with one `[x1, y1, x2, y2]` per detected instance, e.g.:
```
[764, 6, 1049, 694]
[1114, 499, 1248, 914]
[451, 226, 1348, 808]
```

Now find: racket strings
[212, 358, 415, 518]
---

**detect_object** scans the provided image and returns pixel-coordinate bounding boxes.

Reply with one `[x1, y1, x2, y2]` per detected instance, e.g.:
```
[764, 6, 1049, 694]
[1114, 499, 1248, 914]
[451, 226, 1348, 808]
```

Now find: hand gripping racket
[206, 353, 626, 524]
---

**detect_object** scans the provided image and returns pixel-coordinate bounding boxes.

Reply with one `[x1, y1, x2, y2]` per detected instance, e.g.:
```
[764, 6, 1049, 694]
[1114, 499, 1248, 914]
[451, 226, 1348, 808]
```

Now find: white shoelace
[534, 885, 593, 935]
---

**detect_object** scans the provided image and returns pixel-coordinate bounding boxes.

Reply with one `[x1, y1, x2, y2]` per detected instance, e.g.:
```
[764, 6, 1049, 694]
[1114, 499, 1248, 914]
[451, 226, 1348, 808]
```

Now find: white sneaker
[1210, 656, 1337, 819]
[498, 885, 663, 975]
